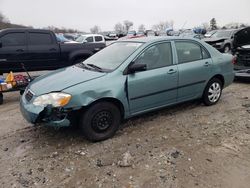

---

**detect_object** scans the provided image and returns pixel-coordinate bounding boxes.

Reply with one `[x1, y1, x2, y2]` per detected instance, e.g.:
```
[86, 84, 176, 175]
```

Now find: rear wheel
[79, 102, 121, 142]
[203, 78, 222, 106]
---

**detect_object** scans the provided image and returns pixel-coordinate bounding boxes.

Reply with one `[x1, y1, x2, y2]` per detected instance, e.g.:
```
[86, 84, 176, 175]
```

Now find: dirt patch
[0, 82, 250, 188]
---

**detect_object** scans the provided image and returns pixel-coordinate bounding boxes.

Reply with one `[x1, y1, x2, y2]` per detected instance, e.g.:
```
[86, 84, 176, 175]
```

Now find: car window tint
[86, 37, 94, 42]
[0, 33, 26, 47]
[135, 42, 173, 70]
[29, 33, 53, 45]
[95, 36, 103, 42]
[175, 41, 203, 63]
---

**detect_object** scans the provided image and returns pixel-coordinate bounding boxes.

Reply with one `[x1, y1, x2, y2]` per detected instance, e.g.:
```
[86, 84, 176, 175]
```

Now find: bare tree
[114, 22, 124, 34]
[224, 22, 246, 29]
[90, 25, 101, 34]
[0, 12, 9, 23]
[123, 20, 133, 32]
[201, 22, 210, 30]
[152, 21, 173, 32]
[138, 24, 146, 32]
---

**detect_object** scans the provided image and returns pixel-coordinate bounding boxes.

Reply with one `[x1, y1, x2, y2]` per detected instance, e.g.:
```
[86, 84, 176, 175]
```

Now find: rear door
[27, 31, 60, 70]
[0, 31, 28, 72]
[127, 42, 178, 114]
[174, 40, 213, 102]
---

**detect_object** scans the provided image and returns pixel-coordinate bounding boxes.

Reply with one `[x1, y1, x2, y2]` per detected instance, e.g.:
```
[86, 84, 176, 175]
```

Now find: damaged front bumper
[20, 94, 71, 128]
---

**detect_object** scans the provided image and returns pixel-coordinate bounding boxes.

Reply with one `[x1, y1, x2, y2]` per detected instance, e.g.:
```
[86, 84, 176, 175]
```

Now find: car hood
[203, 37, 227, 43]
[234, 27, 250, 48]
[29, 66, 106, 96]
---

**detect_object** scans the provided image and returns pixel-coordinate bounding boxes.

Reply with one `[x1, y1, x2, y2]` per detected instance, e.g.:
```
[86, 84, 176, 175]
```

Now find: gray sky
[0, 0, 249, 32]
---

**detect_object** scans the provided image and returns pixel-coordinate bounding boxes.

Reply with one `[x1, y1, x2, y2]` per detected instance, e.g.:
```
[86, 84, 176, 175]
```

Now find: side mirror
[82, 40, 88, 43]
[128, 63, 147, 74]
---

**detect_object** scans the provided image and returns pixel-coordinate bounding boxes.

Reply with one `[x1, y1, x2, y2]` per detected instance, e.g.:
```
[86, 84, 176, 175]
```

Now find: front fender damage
[35, 105, 73, 128]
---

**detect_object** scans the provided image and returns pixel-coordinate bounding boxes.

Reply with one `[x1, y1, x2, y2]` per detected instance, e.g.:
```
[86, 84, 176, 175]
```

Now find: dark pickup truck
[0, 28, 106, 74]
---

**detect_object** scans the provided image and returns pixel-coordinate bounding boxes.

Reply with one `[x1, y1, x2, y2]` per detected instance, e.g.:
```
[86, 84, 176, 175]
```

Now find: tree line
[0, 11, 248, 35]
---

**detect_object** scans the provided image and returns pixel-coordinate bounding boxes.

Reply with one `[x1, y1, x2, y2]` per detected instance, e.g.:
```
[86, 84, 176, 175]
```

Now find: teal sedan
[20, 37, 234, 141]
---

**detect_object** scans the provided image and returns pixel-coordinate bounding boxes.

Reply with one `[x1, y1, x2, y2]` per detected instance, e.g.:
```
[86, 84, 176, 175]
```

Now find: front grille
[25, 90, 34, 102]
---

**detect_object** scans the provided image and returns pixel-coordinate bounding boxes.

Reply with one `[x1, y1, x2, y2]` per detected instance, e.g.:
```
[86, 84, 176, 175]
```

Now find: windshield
[83, 42, 142, 70]
[212, 30, 232, 38]
[76, 36, 86, 43]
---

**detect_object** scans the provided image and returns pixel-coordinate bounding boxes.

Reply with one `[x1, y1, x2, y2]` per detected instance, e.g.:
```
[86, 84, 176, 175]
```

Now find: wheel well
[224, 43, 231, 48]
[87, 98, 125, 119]
[211, 74, 225, 87]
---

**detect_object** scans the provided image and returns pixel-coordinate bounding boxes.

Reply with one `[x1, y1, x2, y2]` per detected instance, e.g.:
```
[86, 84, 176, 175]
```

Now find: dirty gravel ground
[0, 82, 250, 188]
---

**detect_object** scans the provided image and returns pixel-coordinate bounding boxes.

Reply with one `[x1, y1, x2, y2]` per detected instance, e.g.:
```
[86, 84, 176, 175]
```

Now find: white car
[76, 34, 105, 44]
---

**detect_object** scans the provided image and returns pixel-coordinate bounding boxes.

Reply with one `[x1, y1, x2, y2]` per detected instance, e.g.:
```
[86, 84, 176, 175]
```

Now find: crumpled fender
[62, 75, 130, 117]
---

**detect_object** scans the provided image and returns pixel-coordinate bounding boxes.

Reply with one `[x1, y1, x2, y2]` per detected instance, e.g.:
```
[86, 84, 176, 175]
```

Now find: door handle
[204, 62, 210, 67]
[16, 49, 24, 52]
[167, 69, 177, 74]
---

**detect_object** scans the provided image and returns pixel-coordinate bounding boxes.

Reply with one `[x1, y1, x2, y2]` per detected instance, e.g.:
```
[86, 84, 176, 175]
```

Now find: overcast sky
[0, 0, 249, 32]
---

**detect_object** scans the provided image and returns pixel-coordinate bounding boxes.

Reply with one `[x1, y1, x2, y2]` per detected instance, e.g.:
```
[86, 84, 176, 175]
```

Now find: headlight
[33, 93, 71, 107]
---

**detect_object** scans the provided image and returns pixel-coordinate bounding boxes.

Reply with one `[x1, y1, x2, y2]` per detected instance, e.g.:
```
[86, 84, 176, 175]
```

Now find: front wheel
[79, 102, 121, 142]
[203, 78, 222, 106]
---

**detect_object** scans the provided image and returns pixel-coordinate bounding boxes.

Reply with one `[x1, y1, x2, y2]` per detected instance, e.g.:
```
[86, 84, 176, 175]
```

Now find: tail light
[232, 56, 237, 64]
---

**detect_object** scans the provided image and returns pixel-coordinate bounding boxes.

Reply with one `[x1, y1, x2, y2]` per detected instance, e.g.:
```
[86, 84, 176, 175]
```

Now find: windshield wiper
[86, 64, 104, 72]
[75, 63, 91, 70]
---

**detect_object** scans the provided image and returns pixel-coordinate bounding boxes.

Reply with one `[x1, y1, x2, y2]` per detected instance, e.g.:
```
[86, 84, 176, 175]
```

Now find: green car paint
[20, 37, 234, 128]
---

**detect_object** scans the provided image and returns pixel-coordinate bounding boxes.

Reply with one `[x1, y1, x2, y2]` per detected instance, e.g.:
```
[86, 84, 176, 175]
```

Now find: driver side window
[134, 42, 173, 70]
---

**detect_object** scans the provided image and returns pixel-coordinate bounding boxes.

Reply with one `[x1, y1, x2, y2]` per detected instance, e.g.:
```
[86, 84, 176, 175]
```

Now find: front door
[127, 42, 178, 115]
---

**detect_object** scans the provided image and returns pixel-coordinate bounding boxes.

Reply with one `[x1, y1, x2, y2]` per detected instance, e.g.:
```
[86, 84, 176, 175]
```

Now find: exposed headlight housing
[33, 93, 71, 107]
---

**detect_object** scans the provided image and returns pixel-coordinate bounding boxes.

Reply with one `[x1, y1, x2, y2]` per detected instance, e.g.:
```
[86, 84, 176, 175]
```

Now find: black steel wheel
[79, 102, 121, 142]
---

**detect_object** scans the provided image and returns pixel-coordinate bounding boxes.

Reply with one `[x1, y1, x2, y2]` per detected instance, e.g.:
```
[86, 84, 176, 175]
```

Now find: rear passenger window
[0, 33, 26, 47]
[95, 36, 103, 42]
[29, 33, 53, 45]
[175, 41, 205, 63]
[86, 37, 94, 42]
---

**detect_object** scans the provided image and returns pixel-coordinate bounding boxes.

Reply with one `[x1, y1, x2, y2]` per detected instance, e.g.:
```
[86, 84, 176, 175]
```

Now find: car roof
[81, 34, 104, 37]
[0, 28, 52, 33]
[119, 36, 202, 43]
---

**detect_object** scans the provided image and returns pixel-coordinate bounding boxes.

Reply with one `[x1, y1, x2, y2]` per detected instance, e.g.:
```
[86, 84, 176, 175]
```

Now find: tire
[223, 44, 231, 53]
[203, 78, 222, 106]
[0, 93, 3, 105]
[79, 102, 121, 142]
[20, 89, 25, 95]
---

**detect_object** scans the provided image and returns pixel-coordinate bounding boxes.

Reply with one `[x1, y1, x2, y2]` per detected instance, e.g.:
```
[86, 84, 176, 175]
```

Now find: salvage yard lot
[0, 82, 250, 187]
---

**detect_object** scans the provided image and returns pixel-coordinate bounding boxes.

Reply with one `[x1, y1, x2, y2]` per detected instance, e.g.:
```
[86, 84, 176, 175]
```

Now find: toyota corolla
[20, 37, 235, 142]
